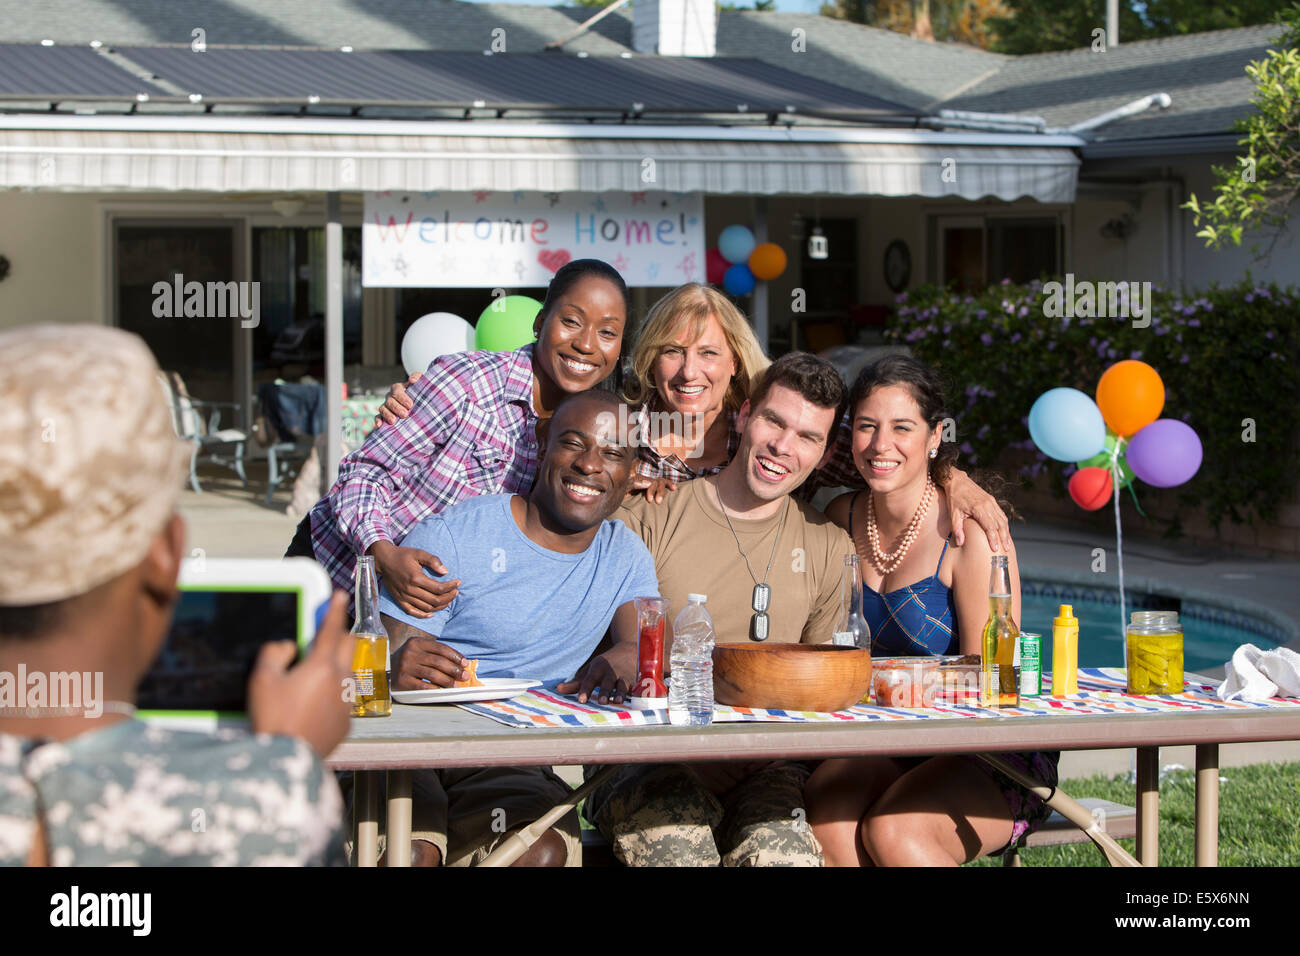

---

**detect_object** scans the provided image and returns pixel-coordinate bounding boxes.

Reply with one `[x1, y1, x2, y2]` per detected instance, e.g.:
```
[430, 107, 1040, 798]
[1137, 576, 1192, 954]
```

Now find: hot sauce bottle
[632, 597, 669, 699]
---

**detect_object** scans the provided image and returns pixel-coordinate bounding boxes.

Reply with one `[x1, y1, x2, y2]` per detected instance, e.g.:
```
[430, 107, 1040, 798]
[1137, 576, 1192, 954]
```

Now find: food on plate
[453, 658, 484, 688]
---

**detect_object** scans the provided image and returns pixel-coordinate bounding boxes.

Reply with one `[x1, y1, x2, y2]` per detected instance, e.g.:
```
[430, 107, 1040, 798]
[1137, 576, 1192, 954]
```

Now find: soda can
[1018, 632, 1042, 698]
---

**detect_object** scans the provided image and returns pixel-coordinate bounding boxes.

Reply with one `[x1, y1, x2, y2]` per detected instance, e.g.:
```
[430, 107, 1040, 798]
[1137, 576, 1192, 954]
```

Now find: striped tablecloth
[458, 668, 1300, 729]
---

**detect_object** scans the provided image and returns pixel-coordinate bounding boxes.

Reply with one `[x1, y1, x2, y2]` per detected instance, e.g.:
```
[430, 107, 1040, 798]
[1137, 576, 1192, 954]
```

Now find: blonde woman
[622, 283, 768, 496]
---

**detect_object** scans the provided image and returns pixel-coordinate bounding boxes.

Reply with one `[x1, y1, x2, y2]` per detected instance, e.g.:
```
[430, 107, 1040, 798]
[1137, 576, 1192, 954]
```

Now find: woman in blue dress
[804, 355, 1058, 866]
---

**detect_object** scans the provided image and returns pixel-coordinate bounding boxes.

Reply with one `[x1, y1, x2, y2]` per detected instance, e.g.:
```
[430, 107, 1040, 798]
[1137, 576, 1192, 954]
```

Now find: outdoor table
[327, 693, 1300, 868]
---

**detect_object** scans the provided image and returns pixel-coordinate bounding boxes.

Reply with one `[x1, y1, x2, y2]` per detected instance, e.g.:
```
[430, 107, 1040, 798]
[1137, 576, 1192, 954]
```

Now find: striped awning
[0, 117, 1082, 201]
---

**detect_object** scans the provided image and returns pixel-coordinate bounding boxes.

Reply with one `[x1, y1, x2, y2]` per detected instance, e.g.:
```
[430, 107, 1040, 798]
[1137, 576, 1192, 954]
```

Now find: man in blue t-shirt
[376, 389, 658, 867]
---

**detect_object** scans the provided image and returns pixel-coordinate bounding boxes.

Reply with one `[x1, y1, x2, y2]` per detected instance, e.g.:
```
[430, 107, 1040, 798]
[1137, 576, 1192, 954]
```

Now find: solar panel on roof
[0, 44, 167, 98]
[108, 46, 917, 116]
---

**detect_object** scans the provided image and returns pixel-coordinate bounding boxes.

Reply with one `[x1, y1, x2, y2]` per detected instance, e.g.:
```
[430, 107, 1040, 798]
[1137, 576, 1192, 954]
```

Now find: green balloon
[475, 296, 542, 352]
[1077, 431, 1134, 489]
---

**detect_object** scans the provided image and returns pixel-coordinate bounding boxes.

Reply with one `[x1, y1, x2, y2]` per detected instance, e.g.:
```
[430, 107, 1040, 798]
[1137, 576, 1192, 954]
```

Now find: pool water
[1019, 585, 1286, 676]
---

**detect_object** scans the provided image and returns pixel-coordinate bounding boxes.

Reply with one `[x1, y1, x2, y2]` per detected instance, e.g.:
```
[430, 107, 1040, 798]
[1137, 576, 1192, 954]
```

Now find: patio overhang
[0, 115, 1084, 203]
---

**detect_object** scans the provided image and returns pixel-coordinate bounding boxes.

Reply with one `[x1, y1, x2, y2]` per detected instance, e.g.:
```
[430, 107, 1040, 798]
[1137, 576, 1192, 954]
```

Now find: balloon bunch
[706, 225, 787, 296]
[400, 296, 542, 375]
[1028, 360, 1204, 644]
[1028, 360, 1203, 512]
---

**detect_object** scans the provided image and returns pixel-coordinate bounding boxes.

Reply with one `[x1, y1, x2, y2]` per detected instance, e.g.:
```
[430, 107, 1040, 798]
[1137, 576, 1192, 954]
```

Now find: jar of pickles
[1125, 611, 1184, 695]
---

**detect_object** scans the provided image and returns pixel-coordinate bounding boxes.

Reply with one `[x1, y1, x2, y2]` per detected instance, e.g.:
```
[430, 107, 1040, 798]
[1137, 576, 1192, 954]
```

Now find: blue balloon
[718, 225, 757, 264]
[1028, 388, 1107, 462]
[723, 263, 757, 296]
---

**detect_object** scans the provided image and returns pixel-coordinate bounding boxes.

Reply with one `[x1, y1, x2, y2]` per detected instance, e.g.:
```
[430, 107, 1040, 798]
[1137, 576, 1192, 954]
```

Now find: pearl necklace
[865, 477, 935, 575]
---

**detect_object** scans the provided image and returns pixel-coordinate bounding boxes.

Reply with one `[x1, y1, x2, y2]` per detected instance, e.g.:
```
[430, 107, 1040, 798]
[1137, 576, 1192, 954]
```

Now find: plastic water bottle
[669, 593, 714, 726]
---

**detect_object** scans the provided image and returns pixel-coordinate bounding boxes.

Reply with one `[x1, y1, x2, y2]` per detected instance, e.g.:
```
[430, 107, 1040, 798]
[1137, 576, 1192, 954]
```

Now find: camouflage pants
[583, 762, 822, 867]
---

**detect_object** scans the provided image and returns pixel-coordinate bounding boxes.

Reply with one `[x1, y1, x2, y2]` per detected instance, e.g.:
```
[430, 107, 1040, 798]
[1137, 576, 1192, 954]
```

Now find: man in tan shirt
[586, 352, 855, 866]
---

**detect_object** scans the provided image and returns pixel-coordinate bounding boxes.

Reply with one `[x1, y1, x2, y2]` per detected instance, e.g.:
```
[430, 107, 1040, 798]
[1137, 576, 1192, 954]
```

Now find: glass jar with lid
[1125, 610, 1184, 695]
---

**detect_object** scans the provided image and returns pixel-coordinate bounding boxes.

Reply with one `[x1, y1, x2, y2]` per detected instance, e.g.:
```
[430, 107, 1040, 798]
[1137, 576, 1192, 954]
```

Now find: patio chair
[157, 371, 250, 494]
[977, 753, 1142, 867]
[255, 382, 323, 505]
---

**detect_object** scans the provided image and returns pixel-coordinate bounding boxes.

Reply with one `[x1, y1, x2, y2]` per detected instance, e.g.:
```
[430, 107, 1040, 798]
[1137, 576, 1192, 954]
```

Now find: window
[114, 223, 238, 402]
[934, 213, 1063, 290]
[251, 227, 363, 385]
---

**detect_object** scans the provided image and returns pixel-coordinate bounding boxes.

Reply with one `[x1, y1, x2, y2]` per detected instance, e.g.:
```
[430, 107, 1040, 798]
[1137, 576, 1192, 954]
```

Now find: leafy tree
[986, 0, 1294, 53]
[1184, 5, 1300, 259]
[819, 0, 1010, 47]
[1141, 0, 1297, 36]
[985, 0, 1149, 53]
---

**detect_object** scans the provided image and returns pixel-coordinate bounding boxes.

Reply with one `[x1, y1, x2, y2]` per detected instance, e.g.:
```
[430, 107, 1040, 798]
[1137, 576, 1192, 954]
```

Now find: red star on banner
[473, 191, 493, 203]
[613, 254, 629, 272]
[630, 192, 647, 205]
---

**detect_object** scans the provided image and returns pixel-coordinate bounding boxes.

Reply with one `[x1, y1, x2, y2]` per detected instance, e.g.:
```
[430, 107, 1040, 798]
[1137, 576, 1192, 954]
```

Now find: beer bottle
[980, 555, 1019, 708]
[350, 555, 392, 717]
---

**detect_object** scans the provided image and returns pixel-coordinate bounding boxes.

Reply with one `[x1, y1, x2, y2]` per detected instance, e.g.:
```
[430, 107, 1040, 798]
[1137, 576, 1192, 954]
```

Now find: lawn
[966, 761, 1300, 867]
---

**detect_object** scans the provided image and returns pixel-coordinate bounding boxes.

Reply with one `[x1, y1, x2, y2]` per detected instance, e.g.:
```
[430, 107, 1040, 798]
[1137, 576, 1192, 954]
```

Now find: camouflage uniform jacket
[0, 720, 346, 866]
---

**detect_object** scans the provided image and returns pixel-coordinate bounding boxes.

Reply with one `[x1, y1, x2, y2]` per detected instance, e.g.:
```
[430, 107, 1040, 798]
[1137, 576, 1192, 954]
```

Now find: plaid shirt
[634, 407, 740, 482]
[307, 344, 538, 591]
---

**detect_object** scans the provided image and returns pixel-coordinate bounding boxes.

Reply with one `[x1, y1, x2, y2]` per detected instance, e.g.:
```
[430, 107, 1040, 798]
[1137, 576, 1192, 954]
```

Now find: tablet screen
[138, 588, 302, 714]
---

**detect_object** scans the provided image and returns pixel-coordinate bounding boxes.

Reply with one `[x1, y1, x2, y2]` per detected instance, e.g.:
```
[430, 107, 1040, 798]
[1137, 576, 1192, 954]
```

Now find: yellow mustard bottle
[1051, 604, 1079, 697]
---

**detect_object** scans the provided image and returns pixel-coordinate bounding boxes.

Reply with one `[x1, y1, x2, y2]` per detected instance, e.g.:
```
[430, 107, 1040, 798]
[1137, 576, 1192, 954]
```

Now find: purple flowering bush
[886, 277, 1300, 529]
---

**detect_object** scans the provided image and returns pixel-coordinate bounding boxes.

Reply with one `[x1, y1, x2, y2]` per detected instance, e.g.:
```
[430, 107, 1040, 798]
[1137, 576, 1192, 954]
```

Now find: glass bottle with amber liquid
[351, 555, 391, 717]
[980, 555, 1019, 708]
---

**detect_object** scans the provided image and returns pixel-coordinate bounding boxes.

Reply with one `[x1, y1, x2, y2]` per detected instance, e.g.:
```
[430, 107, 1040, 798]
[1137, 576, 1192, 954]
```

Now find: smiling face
[852, 384, 941, 494]
[531, 394, 636, 533]
[652, 313, 738, 419]
[533, 275, 627, 395]
[732, 383, 837, 503]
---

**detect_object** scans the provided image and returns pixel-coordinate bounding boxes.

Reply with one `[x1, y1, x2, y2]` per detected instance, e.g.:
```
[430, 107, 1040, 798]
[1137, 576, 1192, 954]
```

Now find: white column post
[325, 192, 344, 488]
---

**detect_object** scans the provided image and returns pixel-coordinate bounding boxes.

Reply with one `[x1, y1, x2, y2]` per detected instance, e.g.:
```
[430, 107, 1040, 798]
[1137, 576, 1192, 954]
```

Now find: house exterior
[0, 2, 1290, 488]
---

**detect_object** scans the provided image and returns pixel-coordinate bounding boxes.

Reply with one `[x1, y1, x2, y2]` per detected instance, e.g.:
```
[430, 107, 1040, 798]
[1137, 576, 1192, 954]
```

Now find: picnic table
[327, 669, 1300, 867]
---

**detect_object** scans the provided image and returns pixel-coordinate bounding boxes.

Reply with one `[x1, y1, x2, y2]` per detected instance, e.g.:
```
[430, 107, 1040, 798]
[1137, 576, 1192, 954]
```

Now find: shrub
[885, 277, 1300, 530]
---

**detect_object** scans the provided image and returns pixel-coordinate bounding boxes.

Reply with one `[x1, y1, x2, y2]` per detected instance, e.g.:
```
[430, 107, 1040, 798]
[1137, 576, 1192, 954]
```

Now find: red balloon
[1068, 467, 1114, 511]
[706, 248, 729, 285]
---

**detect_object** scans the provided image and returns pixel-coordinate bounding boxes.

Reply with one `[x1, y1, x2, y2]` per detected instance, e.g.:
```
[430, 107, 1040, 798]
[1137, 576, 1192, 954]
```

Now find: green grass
[965, 761, 1300, 867]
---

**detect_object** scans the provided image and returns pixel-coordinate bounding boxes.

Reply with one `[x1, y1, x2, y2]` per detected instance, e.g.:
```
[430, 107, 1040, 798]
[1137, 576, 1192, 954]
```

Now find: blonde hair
[624, 283, 770, 412]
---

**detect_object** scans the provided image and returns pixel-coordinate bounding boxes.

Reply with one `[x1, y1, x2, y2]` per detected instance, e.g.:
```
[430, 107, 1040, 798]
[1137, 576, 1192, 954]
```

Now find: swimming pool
[1019, 580, 1289, 675]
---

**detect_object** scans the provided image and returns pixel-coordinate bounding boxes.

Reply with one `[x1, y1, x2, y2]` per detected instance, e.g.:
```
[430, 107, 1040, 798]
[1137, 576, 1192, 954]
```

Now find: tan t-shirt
[615, 478, 855, 646]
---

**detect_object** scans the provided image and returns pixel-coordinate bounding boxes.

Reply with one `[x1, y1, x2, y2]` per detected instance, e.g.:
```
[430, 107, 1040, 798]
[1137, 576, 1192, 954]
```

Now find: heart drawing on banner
[538, 249, 572, 274]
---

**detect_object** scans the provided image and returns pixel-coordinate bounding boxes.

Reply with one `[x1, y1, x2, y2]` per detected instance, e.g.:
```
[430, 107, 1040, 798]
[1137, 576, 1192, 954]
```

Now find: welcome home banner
[363, 190, 705, 288]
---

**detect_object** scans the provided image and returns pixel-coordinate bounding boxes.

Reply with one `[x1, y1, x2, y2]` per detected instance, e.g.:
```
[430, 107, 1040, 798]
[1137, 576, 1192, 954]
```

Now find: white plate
[392, 678, 542, 705]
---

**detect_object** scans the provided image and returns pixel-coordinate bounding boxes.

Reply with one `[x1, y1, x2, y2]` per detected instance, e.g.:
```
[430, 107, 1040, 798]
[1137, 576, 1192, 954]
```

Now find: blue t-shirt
[379, 494, 660, 685]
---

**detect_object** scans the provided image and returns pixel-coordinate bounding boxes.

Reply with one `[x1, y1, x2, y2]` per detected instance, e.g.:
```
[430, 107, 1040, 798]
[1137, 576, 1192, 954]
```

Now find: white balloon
[400, 312, 475, 376]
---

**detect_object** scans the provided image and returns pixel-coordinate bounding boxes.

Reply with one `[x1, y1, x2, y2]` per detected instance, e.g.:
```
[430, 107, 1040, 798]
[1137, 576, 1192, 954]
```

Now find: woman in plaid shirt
[288, 259, 632, 617]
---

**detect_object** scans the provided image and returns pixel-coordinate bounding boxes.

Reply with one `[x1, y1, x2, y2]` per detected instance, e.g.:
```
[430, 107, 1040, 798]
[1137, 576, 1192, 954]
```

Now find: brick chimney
[633, 0, 717, 56]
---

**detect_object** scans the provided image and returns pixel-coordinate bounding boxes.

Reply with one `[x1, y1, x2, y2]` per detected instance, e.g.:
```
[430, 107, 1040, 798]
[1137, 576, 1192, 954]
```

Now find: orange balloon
[747, 243, 787, 281]
[1095, 360, 1164, 437]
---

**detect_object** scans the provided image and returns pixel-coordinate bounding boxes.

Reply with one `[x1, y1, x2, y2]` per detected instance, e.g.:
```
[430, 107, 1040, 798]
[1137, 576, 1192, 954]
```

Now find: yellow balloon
[747, 243, 787, 281]
[1095, 360, 1164, 437]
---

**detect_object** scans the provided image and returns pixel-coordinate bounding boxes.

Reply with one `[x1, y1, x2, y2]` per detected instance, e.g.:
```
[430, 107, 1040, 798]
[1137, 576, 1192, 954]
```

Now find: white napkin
[1217, 643, 1300, 701]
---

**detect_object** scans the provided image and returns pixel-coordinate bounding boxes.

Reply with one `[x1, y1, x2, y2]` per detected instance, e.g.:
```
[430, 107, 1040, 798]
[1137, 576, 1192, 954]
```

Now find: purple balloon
[1126, 419, 1203, 488]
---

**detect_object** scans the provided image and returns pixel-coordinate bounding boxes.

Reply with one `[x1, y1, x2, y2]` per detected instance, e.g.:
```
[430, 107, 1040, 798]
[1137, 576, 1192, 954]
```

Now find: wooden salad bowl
[712, 642, 873, 713]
